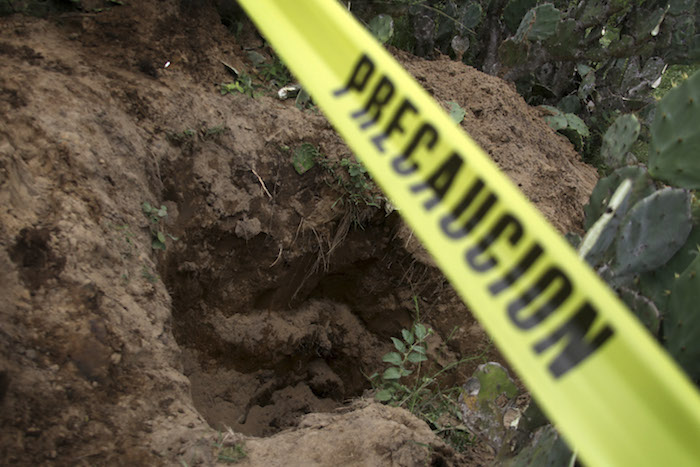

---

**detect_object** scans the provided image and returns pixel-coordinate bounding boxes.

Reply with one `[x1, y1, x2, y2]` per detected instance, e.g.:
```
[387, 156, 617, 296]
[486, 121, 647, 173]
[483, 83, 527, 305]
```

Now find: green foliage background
[352, 0, 699, 162]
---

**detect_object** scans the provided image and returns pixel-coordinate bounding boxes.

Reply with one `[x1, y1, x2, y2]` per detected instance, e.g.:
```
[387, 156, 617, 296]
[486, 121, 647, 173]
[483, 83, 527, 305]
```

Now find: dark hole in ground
[163, 213, 427, 436]
[156, 150, 451, 435]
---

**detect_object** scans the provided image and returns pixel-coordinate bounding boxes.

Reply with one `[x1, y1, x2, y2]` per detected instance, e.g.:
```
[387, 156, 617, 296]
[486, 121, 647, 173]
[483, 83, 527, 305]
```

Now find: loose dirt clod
[0, 2, 596, 465]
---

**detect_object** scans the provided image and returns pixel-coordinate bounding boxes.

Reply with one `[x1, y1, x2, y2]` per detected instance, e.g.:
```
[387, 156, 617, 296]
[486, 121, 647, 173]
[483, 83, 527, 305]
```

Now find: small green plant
[340, 158, 371, 189]
[258, 56, 293, 87]
[374, 321, 432, 403]
[212, 430, 247, 464]
[113, 223, 135, 257]
[336, 157, 382, 208]
[166, 128, 196, 146]
[203, 124, 226, 139]
[220, 73, 257, 97]
[292, 143, 318, 175]
[370, 298, 485, 452]
[447, 101, 466, 124]
[141, 202, 177, 251]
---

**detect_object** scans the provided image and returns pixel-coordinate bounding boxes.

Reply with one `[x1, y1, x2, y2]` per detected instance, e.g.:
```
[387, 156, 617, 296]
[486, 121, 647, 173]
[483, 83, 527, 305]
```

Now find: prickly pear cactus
[502, 0, 537, 33]
[619, 288, 661, 336]
[514, 4, 561, 42]
[639, 218, 700, 312]
[498, 38, 530, 67]
[543, 18, 577, 58]
[461, 1, 483, 30]
[579, 179, 633, 267]
[614, 188, 693, 275]
[368, 14, 394, 44]
[663, 255, 700, 383]
[648, 70, 700, 188]
[602, 114, 641, 169]
[583, 166, 655, 230]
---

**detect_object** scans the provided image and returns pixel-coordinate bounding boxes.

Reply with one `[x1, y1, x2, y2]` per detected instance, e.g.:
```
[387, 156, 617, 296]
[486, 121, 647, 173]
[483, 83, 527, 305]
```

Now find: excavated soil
[0, 2, 598, 465]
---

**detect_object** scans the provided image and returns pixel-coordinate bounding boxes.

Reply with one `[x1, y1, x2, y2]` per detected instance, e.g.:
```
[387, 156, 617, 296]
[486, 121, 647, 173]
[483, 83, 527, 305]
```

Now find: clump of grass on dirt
[220, 72, 259, 97]
[257, 55, 293, 87]
[213, 430, 247, 464]
[289, 142, 387, 228]
[166, 124, 229, 148]
[315, 152, 383, 209]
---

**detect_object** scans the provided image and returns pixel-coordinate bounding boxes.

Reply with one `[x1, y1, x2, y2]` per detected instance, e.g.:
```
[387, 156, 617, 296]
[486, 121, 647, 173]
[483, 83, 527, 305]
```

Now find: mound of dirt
[0, 2, 597, 465]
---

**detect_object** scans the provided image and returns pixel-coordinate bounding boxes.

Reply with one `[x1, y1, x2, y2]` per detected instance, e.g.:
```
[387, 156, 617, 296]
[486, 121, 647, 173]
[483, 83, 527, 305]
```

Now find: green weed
[166, 128, 196, 145]
[220, 73, 259, 97]
[292, 142, 318, 175]
[203, 124, 227, 139]
[141, 202, 177, 251]
[317, 153, 383, 210]
[370, 298, 485, 452]
[167, 125, 228, 146]
[258, 56, 292, 86]
[213, 430, 247, 464]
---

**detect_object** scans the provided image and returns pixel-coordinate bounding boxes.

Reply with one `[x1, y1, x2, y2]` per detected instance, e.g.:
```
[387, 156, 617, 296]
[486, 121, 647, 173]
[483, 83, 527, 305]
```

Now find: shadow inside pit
[162, 210, 420, 437]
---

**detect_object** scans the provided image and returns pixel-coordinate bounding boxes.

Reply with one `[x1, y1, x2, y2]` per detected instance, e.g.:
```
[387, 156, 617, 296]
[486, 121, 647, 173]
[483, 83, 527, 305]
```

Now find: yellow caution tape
[236, 1, 700, 465]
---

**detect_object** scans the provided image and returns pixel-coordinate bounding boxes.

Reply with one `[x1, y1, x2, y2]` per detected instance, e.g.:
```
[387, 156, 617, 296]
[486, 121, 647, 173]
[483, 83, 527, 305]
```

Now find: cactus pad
[614, 188, 693, 275]
[502, 0, 537, 33]
[514, 4, 561, 42]
[583, 166, 655, 230]
[648, 70, 700, 188]
[663, 255, 700, 383]
[619, 288, 661, 336]
[544, 19, 577, 58]
[461, 2, 483, 30]
[498, 38, 530, 66]
[602, 114, 641, 170]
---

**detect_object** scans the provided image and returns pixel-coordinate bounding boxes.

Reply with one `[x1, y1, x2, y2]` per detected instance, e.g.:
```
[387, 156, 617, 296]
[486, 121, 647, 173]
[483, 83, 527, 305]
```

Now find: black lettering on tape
[533, 302, 615, 378]
[333, 53, 615, 380]
[358, 76, 395, 129]
[466, 214, 523, 272]
[333, 53, 375, 96]
[371, 98, 418, 153]
[392, 122, 438, 175]
[410, 152, 463, 210]
[440, 179, 485, 238]
[508, 267, 573, 330]
[489, 243, 544, 295]
[440, 182, 498, 240]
